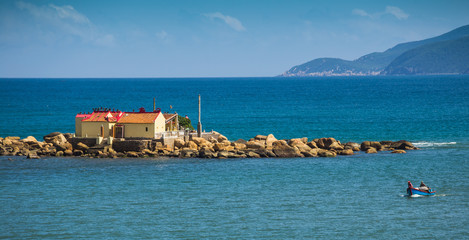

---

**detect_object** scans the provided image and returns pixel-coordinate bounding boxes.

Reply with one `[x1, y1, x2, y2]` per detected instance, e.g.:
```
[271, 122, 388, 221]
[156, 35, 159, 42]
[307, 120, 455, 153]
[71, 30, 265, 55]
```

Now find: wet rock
[338, 149, 354, 155]
[365, 147, 378, 154]
[391, 140, 416, 150]
[180, 149, 198, 158]
[246, 151, 261, 158]
[55, 151, 64, 157]
[73, 150, 84, 156]
[361, 141, 382, 151]
[126, 151, 139, 158]
[64, 150, 73, 156]
[391, 150, 406, 154]
[27, 151, 40, 159]
[199, 148, 216, 158]
[302, 151, 317, 157]
[217, 150, 230, 158]
[75, 142, 89, 152]
[318, 149, 337, 157]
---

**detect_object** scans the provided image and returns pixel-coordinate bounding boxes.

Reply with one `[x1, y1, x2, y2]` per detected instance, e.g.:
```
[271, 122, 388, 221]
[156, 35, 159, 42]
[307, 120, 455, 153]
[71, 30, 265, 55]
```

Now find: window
[145, 127, 148, 132]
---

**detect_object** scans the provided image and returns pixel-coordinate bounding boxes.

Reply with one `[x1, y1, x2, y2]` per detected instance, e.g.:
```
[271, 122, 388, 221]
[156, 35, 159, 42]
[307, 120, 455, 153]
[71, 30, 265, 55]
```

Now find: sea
[0, 76, 468, 239]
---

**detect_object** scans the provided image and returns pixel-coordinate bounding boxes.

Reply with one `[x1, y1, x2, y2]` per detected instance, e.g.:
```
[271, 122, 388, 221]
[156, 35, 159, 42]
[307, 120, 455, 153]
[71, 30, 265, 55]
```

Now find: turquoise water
[1, 76, 469, 238]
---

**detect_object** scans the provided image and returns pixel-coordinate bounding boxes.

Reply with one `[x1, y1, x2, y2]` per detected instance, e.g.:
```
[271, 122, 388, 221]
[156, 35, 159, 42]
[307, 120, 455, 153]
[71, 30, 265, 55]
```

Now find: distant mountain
[281, 25, 469, 76]
[382, 36, 469, 75]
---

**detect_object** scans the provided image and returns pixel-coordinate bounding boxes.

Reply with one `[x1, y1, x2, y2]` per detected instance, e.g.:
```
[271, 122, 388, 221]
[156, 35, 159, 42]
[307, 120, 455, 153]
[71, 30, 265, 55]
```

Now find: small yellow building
[75, 107, 174, 139]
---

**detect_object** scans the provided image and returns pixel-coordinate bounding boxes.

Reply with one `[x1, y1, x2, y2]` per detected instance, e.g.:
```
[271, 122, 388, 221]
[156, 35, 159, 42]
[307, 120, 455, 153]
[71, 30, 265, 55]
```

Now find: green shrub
[178, 115, 195, 130]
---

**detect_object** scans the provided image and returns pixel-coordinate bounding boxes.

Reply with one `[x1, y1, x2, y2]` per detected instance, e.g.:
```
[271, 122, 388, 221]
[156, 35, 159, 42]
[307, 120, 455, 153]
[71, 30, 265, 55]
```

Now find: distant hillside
[382, 36, 469, 75]
[281, 25, 469, 76]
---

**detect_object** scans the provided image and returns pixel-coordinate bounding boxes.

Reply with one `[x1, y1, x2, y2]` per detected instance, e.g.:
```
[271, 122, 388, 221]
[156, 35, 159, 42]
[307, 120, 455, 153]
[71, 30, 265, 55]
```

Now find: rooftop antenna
[197, 94, 202, 137]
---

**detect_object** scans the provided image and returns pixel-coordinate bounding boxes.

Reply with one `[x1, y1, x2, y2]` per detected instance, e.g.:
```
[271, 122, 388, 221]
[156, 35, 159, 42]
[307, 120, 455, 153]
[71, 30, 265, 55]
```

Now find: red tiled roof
[118, 112, 160, 124]
[82, 111, 123, 122]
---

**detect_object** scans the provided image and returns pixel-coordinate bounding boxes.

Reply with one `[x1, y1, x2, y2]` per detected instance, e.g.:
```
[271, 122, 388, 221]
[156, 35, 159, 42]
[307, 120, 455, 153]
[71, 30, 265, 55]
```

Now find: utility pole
[197, 94, 202, 137]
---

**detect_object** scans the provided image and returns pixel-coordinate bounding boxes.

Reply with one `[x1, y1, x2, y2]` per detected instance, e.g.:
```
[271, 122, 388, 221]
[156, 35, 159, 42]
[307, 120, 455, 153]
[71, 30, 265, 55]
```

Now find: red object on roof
[80, 111, 123, 123]
[77, 108, 164, 124]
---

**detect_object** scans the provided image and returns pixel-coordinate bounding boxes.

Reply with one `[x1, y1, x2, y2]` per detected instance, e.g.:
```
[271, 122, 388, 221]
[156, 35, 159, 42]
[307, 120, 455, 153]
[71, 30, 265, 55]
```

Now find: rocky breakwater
[0, 132, 418, 159]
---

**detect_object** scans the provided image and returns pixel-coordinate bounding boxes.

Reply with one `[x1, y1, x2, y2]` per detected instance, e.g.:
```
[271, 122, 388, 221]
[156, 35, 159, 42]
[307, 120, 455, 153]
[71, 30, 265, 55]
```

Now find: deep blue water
[1, 76, 469, 238]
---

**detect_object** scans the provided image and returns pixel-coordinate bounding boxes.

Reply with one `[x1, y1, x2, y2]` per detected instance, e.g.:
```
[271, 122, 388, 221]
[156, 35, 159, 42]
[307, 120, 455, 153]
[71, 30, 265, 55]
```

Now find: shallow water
[1, 146, 468, 239]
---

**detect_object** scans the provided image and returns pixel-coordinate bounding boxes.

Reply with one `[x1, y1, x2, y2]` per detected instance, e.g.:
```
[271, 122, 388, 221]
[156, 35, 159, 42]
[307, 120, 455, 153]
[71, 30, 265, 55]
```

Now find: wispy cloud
[384, 6, 409, 20]
[15, 1, 115, 46]
[352, 6, 409, 20]
[156, 30, 168, 40]
[204, 12, 246, 31]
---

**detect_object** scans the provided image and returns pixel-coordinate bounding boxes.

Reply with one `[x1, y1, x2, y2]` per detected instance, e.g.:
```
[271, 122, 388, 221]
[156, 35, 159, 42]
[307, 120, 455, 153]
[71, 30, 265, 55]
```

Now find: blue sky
[1, 0, 468, 78]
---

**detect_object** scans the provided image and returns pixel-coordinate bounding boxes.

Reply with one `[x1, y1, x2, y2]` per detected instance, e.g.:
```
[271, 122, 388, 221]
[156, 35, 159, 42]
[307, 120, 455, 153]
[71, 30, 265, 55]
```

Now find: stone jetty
[0, 132, 417, 159]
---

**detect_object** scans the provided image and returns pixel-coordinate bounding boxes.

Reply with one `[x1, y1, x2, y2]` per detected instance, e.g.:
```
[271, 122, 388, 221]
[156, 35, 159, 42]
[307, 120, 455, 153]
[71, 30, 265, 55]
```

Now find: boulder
[217, 151, 230, 158]
[217, 134, 228, 142]
[55, 151, 64, 157]
[365, 147, 378, 154]
[64, 150, 73, 156]
[246, 151, 261, 158]
[231, 142, 246, 150]
[185, 141, 198, 150]
[307, 141, 318, 149]
[180, 149, 198, 158]
[43, 132, 65, 143]
[361, 141, 382, 151]
[265, 134, 277, 149]
[5, 136, 20, 141]
[328, 141, 344, 151]
[338, 149, 354, 155]
[245, 141, 265, 150]
[272, 140, 302, 158]
[208, 136, 218, 143]
[344, 142, 360, 151]
[174, 139, 185, 149]
[302, 151, 317, 157]
[235, 139, 247, 144]
[22, 136, 38, 144]
[289, 139, 312, 152]
[391, 150, 406, 154]
[391, 140, 416, 150]
[199, 148, 216, 158]
[191, 137, 207, 146]
[73, 150, 84, 156]
[314, 138, 338, 149]
[254, 135, 268, 141]
[75, 142, 89, 151]
[318, 149, 337, 157]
